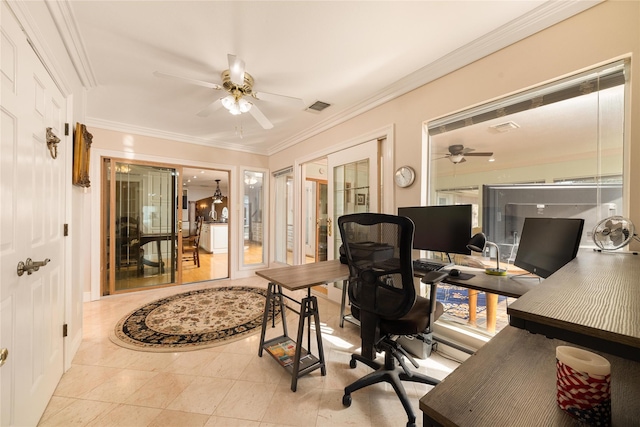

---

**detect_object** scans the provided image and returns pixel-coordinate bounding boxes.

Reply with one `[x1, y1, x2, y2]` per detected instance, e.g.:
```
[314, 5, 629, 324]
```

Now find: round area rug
[110, 286, 280, 352]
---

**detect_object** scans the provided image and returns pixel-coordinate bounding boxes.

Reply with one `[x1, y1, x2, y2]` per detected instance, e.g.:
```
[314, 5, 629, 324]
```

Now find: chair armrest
[421, 271, 448, 331]
[420, 271, 449, 285]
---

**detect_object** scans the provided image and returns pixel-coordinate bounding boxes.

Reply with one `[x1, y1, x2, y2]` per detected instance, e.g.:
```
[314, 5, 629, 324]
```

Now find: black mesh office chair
[338, 213, 447, 427]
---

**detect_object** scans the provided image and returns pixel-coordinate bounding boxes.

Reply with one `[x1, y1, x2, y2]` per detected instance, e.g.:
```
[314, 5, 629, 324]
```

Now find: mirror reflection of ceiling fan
[154, 54, 305, 130]
[438, 144, 494, 164]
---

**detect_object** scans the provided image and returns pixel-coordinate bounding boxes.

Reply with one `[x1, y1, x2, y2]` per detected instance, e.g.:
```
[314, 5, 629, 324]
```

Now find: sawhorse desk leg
[258, 282, 287, 356]
[258, 284, 326, 392]
[290, 293, 326, 391]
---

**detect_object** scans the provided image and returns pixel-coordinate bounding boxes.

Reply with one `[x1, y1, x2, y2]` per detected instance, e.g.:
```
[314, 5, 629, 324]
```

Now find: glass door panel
[104, 160, 178, 294]
[243, 170, 265, 266]
[273, 170, 294, 265]
[326, 139, 379, 303]
[318, 182, 328, 262]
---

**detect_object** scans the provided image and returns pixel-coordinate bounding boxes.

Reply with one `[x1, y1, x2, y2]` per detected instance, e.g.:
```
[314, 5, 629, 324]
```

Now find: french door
[326, 139, 379, 303]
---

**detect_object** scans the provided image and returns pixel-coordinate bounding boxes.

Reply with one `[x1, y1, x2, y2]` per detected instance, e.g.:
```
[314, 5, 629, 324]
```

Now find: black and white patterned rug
[111, 286, 279, 352]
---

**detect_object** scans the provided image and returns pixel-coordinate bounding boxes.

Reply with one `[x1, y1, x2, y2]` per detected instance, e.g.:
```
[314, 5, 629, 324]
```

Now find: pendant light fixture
[213, 179, 224, 204]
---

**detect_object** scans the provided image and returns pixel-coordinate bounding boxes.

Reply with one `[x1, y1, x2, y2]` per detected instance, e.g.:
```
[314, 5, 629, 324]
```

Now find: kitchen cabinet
[200, 223, 228, 254]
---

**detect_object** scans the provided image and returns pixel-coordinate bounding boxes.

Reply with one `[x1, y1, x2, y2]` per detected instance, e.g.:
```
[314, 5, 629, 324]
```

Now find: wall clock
[394, 166, 416, 188]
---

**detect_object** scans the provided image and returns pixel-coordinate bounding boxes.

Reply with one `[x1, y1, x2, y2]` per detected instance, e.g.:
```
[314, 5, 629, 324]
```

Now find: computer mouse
[449, 268, 461, 277]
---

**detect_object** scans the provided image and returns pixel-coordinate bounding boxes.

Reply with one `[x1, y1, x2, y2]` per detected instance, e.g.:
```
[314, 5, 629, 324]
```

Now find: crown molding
[45, 0, 97, 88]
[84, 117, 270, 156]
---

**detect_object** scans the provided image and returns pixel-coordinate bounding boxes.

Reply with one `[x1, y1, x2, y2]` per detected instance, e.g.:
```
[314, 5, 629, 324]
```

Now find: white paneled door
[1, 3, 67, 425]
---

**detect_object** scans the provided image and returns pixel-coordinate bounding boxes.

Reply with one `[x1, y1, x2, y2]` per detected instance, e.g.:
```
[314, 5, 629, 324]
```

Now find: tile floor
[39, 276, 460, 426]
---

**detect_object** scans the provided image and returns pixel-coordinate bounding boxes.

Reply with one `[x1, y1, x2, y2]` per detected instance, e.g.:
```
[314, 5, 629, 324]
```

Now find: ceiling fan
[438, 144, 494, 164]
[154, 54, 305, 130]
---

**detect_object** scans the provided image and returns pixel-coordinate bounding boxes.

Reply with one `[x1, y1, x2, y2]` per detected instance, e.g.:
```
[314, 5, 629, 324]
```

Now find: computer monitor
[514, 217, 585, 278]
[397, 205, 472, 256]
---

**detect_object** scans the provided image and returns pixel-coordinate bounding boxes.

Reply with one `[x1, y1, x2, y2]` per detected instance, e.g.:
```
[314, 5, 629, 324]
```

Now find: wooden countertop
[508, 250, 640, 359]
[420, 326, 640, 427]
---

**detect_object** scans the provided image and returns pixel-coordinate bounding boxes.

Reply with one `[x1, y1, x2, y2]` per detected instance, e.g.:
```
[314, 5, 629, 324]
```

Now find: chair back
[193, 217, 204, 246]
[338, 213, 416, 322]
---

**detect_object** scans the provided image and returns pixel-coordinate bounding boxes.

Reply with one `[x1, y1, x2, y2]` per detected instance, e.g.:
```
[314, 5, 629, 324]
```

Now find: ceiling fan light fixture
[238, 98, 252, 113]
[221, 95, 252, 115]
[221, 94, 235, 110]
[450, 154, 464, 163]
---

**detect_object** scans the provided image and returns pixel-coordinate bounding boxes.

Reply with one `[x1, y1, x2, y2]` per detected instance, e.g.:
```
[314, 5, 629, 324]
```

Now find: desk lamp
[467, 233, 507, 276]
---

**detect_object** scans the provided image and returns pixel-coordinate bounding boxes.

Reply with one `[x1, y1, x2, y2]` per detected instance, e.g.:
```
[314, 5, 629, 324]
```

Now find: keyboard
[413, 259, 452, 272]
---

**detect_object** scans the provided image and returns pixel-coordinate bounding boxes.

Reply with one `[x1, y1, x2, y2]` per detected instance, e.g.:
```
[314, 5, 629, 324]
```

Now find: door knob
[17, 258, 51, 276]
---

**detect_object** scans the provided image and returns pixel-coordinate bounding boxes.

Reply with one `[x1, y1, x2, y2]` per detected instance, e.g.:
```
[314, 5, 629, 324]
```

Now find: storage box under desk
[263, 335, 321, 374]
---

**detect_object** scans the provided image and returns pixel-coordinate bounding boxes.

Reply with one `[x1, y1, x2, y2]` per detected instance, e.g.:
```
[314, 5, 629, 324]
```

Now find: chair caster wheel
[349, 359, 357, 368]
[406, 422, 416, 427]
[342, 394, 352, 407]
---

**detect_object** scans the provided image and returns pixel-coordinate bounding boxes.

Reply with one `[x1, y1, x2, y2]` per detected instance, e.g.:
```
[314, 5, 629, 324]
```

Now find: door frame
[292, 125, 395, 266]
[89, 148, 236, 301]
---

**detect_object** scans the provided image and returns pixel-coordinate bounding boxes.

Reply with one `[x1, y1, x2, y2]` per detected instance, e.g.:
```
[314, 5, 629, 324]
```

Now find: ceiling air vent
[489, 121, 520, 133]
[306, 100, 331, 113]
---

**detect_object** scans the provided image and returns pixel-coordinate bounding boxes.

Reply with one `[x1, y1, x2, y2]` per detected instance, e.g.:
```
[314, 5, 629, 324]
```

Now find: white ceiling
[66, 1, 599, 156]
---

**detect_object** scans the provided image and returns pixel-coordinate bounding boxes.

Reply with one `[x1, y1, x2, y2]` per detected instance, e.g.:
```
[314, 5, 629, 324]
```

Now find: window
[426, 60, 627, 337]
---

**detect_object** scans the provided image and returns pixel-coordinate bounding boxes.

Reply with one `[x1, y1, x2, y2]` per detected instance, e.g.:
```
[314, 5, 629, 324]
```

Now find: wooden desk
[508, 250, 640, 361]
[445, 270, 538, 333]
[340, 267, 538, 331]
[420, 326, 640, 426]
[444, 269, 536, 299]
[256, 260, 349, 391]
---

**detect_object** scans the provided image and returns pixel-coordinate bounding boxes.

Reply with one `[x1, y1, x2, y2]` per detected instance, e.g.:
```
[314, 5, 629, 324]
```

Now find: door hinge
[62, 324, 68, 337]
[65, 123, 69, 136]
[64, 224, 69, 236]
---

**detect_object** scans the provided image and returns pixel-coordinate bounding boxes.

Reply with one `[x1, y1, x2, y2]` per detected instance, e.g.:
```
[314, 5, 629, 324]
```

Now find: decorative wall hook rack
[46, 127, 60, 159]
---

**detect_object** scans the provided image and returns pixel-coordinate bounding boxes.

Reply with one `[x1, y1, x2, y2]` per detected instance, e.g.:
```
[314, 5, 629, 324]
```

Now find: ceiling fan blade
[196, 99, 223, 117]
[253, 91, 305, 108]
[227, 54, 246, 85]
[248, 104, 273, 129]
[464, 152, 494, 157]
[153, 71, 222, 90]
